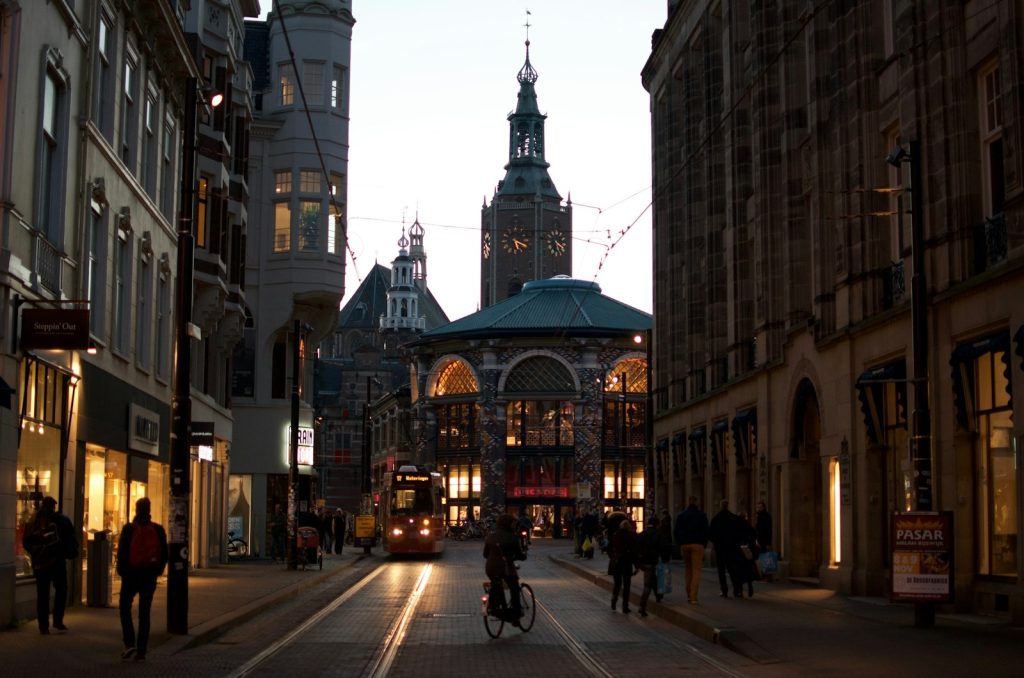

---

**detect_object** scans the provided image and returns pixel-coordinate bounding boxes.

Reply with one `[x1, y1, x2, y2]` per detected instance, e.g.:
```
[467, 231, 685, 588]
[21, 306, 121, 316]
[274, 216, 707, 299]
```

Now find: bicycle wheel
[483, 597, 504, 639]
[518, 583, 536, 632]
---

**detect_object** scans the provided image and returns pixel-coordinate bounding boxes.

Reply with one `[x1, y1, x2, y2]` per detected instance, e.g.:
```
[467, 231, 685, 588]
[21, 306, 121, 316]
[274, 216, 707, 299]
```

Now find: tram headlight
[423, 518, 430, 526]
[392, 527, 403, 537]
[419, 528, 430, 537]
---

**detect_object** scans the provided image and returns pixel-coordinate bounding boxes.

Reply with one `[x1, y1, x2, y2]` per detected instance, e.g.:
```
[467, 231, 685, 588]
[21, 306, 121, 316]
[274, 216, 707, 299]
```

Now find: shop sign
[295, 426, 314, 465]
[355, 514, 376, 546]
[577, 482, 591, 499]
[128, 403, 160, 456]
[890, 511, 953, 603]
[512, 486, 569, 498]
[192, 421, 214, 461]
[20, 308, 90, 350]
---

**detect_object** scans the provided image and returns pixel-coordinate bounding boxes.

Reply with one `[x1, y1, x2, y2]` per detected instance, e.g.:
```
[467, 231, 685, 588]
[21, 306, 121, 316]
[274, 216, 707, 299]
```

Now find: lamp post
[168, 77, 199, 635]
[169, 78, 221, 634]
[888, 139, 934, 628]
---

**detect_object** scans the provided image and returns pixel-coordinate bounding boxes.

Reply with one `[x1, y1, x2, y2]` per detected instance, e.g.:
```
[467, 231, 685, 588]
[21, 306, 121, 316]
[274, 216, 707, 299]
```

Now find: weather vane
[524, 9, 531, 42]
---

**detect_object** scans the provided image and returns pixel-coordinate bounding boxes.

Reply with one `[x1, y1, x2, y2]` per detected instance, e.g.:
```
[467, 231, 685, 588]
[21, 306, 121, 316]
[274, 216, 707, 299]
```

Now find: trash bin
[87, 530, 112, 607]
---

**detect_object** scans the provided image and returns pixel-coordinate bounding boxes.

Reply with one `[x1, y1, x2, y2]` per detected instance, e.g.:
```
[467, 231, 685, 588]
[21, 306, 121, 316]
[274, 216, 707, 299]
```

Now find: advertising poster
[891, 511, 953, 603]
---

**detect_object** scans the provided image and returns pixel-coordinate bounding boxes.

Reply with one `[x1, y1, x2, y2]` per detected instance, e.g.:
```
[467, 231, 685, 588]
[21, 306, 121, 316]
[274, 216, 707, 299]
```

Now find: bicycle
[227, 530, 248, 557]
[480, 577, 535, 638]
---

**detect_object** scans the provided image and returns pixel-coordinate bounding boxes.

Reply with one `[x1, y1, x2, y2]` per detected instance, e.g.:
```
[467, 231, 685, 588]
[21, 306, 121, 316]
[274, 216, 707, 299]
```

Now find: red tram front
[381, 466, 446, 555]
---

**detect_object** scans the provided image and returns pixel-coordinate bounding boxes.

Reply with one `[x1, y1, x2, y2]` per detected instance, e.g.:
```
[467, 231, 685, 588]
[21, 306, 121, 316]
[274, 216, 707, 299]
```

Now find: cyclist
[484, 514, 527, 625]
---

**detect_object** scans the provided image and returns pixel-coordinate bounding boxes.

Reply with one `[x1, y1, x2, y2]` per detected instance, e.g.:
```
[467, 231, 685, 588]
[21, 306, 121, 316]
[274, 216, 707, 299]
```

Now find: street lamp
[887, 139, 934, 628]
[169, 78, 221, 634]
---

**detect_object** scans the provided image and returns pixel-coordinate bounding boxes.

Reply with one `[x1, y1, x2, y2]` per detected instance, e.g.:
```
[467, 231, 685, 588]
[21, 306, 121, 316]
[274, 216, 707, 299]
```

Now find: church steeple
[380, 227, 425, 333]
[408, 213, 427, 292]
[497, 37, 560, 200]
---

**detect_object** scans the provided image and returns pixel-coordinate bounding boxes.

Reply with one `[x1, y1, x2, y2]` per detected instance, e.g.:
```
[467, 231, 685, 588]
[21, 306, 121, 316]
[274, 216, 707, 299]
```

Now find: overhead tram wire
[272, 0, 361, 284]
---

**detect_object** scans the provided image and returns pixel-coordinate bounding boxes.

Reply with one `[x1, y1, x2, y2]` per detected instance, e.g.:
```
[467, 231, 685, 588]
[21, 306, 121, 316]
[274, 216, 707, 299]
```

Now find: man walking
[117, 497, 168, 661]
[21, 496, 77, 634]
[674, 496, 708, 604]
[708, 499, 743, 597]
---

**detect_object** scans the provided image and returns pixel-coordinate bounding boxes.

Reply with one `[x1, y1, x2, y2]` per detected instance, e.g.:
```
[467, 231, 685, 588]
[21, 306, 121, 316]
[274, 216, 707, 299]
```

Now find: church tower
[480, 35, 572, 308]
[380, 228, 425, 336]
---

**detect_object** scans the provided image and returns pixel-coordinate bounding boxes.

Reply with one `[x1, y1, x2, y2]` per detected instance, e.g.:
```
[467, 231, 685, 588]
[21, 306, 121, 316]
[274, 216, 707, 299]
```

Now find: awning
[950, 331, 1011, 432]
[671, 432, 686, 446]
[731, 408, 757, 464]
[854, 360, 906, 445]
[688, 426, 706, 476]
[709, 420, 728, 472]
[1015, 325, 1024, 374]
[656, 438, 669, 451]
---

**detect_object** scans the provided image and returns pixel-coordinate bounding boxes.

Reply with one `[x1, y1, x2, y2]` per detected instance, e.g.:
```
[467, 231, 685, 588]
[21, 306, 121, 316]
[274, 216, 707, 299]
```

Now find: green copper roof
[421, 277, 651, 340]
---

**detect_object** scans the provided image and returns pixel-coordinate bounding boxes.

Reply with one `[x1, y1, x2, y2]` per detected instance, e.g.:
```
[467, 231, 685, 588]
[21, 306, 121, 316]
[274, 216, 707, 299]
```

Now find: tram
[380, 465, 446, 555]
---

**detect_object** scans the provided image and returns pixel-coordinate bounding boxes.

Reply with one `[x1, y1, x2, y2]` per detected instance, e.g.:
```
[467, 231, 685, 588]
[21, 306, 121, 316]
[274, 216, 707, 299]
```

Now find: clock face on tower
[482, 231, 492, 259]
[501, 225, 530, 254]
[545, 228, 567, 256]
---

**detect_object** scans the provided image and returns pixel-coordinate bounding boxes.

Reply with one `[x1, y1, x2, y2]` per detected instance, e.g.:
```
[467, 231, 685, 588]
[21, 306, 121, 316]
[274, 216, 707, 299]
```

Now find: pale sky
[258, 1, 664, 320]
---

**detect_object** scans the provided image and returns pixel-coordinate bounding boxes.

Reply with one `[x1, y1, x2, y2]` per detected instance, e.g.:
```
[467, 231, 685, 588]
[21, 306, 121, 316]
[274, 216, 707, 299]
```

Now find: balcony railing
[33, 230, 63, 294]
[973, 213, 1007, 274]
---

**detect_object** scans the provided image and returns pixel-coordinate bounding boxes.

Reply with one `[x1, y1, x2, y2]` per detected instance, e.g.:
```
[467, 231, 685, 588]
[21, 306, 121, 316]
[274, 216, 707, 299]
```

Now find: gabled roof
[421, 277, 650, 340]
[337, 263, 450, 331]
[337, 264, 390, 329]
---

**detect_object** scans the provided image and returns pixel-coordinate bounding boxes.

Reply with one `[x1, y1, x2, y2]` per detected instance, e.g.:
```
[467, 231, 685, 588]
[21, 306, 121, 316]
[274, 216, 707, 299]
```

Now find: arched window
[505, 356, 575, 394]
[433, 359, 478, 396]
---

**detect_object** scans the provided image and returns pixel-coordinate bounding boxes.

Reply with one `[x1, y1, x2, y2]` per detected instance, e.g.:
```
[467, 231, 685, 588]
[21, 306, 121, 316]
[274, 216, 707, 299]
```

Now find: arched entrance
[787, 378, 823, 578]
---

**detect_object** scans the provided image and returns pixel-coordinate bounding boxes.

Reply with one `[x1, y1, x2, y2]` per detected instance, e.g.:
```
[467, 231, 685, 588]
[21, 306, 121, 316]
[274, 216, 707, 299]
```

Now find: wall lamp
[886, 144, 910, 167]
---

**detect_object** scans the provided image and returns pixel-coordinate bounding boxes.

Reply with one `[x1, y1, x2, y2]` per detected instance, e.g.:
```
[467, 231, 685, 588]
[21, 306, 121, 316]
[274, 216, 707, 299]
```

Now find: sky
[259, 1, 665, 321]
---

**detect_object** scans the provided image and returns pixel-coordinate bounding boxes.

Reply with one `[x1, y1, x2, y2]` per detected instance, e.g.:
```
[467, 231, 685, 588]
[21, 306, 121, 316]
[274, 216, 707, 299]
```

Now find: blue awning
[688, 426, 706, 476]
[656, 438, 669, 451]
[854, 360, 906, 445]
[730, 408, 757, 464]
[950, 331, 1011, 431]
[671, 432, 686, 446]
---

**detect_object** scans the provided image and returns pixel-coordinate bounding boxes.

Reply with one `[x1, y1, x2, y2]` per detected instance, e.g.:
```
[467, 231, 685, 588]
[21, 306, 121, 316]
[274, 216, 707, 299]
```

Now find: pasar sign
[890, 511, 953, 603]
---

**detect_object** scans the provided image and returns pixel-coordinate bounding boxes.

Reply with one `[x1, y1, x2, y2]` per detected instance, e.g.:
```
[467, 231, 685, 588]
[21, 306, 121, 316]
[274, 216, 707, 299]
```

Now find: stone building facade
[644, 0, 1024, 619]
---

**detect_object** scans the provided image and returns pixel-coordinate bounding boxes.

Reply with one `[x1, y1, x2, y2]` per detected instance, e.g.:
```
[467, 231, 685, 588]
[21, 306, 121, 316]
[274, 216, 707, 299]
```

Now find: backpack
[129, 522, 160, 569]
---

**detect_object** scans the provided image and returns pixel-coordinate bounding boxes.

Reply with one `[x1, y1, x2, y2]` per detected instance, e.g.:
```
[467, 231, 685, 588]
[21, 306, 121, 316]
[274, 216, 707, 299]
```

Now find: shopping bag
[656, 561, 673, 594]
[582, 536, 592, 552]
[758, 550, 778, 575]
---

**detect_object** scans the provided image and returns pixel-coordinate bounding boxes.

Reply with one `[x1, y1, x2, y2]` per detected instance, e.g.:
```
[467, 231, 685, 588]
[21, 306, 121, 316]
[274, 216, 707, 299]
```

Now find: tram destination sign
[890, 511, 953, 603]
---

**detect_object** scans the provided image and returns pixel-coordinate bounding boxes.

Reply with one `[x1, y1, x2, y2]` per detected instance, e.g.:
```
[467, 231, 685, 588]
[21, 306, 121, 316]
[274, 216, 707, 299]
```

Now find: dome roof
[420, 276, 650, 340]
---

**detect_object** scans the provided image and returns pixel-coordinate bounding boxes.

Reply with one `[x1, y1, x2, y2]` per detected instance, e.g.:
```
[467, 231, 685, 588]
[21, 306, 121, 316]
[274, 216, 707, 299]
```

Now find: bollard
[86, 530, 112, 607]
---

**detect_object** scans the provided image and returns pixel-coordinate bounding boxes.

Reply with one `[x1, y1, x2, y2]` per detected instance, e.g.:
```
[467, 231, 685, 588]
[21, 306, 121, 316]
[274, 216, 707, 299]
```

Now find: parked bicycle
[480, 576, 535, 638]
[227, 530, 248, 558]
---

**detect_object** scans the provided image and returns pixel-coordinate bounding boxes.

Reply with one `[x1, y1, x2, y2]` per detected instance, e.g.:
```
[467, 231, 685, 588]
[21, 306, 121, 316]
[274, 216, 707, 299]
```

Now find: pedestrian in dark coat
[636, 516, 673, 616]
[707, 499, 744, 597]
[581, 510, 599, 559]
[117, 497, 168, 661]
[737, 511, 759, 596]
[675, 496, 709, 603]
[329, 509, 346, 554]
[608, 518, 639, 613]
[755, 500, 773, 551]
[21, 496, 76, 634]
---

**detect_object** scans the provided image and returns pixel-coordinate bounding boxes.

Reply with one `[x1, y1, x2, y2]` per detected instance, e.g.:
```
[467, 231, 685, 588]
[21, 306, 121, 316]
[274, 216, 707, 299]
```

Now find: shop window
[506, 400, 574, 447]
[829, 457, 842, 565]
[437, 402, 478, 449]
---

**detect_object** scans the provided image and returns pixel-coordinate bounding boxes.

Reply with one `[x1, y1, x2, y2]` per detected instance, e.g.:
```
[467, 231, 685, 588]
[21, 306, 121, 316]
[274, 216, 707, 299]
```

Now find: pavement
[9, 540, 1024, 675]
[548, 545, 1024, 675]
[6, 549, 366, 671]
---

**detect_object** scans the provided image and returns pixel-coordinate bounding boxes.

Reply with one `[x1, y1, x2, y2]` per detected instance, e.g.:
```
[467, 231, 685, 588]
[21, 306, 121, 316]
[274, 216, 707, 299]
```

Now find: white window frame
[111, 225, 133, 354]
[37, 49, 71, 244]
[304, 61, 324, 106]
[161, 110, 177, 219]
[155, 261, 171, 381]
[135, 247, 152, 370]
[331, 65, 344, 110]
[142, 83, 159, 196]
[93, 7, 116, 141]
[86, 198, 108, 340]
[120, 41, 139, 169]
[279, 62, 295, 107]
[979, 61, 1004, 217]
